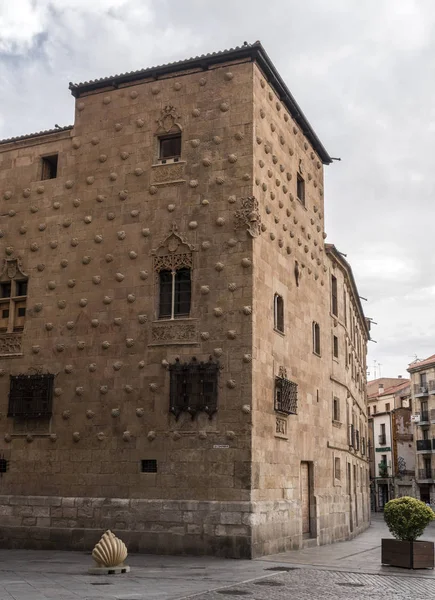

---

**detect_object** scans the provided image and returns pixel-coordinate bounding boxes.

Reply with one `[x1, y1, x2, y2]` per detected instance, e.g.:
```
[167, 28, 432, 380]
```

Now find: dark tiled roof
[69, 41, 332, 164]
[0, 125, 73, 146]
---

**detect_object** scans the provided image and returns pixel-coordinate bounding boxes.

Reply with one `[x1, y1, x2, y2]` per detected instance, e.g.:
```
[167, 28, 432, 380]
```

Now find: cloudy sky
[1, 0, 434, 379]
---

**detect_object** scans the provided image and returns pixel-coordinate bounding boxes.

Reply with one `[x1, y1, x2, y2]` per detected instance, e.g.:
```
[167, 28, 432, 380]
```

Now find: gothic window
[152, 223, 195, 321]
[158, 268, 191, 319]
[0, 259, 28, 333]
[274, 293, 284, 333]
[156, 105, 182, 163]
[274, 374, 298, 415]
[169, 357, 219, 419]
[8, 373, 54, 419]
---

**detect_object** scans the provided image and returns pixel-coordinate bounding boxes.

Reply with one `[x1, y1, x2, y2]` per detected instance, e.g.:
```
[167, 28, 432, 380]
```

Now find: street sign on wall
[376, 447, 391, 452]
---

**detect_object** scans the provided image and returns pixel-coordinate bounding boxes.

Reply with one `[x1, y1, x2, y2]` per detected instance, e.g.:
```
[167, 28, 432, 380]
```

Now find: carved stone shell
[92, 530, 128, 567]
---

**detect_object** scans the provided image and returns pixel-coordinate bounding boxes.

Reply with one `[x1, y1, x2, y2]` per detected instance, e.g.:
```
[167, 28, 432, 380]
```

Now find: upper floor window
[274, 293, 284, 333]
[385, 403, 390, 412]
[296, 173, 305, 206]
[333, 335, 339, 359]
[313, 321, 321, 356]
[41, 154, 58, 180]
[274, 373, 298, 415]
[159, 268, 191, 320]
[331, 275, 338, 316]
[333, 396, 340, 422]
[0, 278, 28, 333]
[159, 133, 182, 161]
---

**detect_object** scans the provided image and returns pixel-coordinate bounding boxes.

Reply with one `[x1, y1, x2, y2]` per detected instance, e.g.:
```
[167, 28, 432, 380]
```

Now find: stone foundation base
[0, 495, 369, 558]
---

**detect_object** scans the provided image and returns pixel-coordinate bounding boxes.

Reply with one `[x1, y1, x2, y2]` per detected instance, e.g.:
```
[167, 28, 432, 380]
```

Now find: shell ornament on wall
[92, 530, 128, 567]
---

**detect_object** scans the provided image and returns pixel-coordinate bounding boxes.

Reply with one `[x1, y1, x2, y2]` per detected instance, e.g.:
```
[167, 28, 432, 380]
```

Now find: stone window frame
[152, 224, 196, 323]
[0, 258, 28, 335]
[273, 293, 284, 334]
[312, 321, 321, 357]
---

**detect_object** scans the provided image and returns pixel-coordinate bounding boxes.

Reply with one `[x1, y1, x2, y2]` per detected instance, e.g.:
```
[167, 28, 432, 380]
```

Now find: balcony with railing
[418, 468, 434, 481]
[378, 433, 387, 445]
[414, 383, 429, 397]
[417, 411, 430, 424]
[417, 439, 432, 452]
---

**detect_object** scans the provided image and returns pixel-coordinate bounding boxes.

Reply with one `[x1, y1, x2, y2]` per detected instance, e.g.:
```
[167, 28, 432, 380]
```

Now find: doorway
[301, 461, 311, 536]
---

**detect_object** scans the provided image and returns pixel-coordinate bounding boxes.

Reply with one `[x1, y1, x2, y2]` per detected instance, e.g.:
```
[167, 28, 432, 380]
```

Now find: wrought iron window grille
[0, 454, 8, 476]
[169, 356, 219, 420]
[8, 373, 54, 419]
[274, 376, 298, 415]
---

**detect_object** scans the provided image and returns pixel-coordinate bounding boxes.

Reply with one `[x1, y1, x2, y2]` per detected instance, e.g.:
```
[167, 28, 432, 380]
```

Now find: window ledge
[273, 328, 285, 337]
[332, 420, 342, 428]
[313, 351, 321, 358]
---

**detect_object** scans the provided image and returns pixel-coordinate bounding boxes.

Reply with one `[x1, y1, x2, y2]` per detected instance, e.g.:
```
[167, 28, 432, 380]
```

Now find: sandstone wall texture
[0, 43, 369, 557]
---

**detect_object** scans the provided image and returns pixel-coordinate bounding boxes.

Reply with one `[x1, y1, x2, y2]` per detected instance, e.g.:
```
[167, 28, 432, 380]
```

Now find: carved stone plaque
[275, 416, 288, 439]
[152, 162, 185, 185]
[150, 321, 198, 345]
[0, 333, 22, 355]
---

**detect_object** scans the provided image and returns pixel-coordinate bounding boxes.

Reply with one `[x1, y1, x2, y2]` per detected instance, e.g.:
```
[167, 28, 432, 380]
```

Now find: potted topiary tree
[382, 496, 435, 568]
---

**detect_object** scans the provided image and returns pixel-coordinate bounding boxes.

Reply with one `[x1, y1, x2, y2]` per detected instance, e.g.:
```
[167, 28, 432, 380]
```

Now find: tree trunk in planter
[381, 539, 434, 569]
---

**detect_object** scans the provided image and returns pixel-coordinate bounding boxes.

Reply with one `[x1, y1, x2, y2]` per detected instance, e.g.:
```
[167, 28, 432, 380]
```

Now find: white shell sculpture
[92, 530, 128, 567]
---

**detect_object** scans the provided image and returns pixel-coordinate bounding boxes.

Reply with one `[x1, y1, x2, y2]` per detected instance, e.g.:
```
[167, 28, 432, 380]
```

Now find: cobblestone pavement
[1, 515, 435, 600]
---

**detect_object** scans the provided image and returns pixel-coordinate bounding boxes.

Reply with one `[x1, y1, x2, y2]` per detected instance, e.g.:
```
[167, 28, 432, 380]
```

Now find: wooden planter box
[381, 539, 434, 569]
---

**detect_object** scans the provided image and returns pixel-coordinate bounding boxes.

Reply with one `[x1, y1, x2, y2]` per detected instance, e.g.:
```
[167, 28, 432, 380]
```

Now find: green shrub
[384, 496, 434, 541]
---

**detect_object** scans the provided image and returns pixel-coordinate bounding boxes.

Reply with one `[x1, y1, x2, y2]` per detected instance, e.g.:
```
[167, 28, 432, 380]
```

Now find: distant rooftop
[408, 353, 435, 372]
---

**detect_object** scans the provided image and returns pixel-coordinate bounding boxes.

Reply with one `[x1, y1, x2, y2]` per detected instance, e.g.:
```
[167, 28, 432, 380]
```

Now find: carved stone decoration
[136, 408, 144, 417]
[91, 530, 128, 569]
[72, 432, 81, 442]
[156, 105, 181, 133]
[151, 322, 197, 344]
[0, 334, 22, 355]
[234, 197, 262, 238]
[152, 223, 196, 272]
[0, 257, 28, 281]
[152, 163, 185, 185]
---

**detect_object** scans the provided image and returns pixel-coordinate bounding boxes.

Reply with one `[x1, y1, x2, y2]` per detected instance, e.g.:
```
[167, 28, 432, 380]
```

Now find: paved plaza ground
[1, 514, 435, 600]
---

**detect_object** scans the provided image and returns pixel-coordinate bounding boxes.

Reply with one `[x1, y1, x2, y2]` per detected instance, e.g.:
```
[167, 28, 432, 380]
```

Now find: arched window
[312, 321, 321, 356]
[274, 294, 284, 333]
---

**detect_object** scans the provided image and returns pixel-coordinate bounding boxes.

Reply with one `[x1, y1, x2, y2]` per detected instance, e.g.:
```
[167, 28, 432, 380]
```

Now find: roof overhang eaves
[69, 42, 332, 165]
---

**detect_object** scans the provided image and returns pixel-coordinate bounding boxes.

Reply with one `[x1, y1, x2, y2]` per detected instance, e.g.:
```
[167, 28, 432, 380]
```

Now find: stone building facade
[408, 354, 435, 504]
[0, 42, 370, 557]
[367, 378, 414, 511]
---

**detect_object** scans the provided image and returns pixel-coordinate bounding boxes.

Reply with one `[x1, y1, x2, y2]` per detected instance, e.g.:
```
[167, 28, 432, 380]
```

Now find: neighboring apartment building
[368, 378, 414, 510]
[408, 354, 435, 503]
[0, 42, 370, 557]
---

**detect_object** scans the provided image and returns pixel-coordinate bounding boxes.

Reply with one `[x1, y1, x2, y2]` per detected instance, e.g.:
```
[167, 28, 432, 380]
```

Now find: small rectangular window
[159, 134, 182, 160]
[296, 173, 305, 206]
[333, 335, 339, 358]
[141, 459, 157, 473]
[385, 403, 390, 412]
[313, 322, 321, 356]
[274, 294, 284, 333]
[15, 281, 28, 297]
[158, 268, 191, 320]
[334, 457, 341, 480]
[373, 405, 377, 414]
[333, 397, 340, 422]
[368, 406, 371, 416]
[0, 283, 11, 299]
[41, 154, 58, 180]
[17, 307, 26, 317]
[2, 309, 9, 318]
[331, 275, 338, 316]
